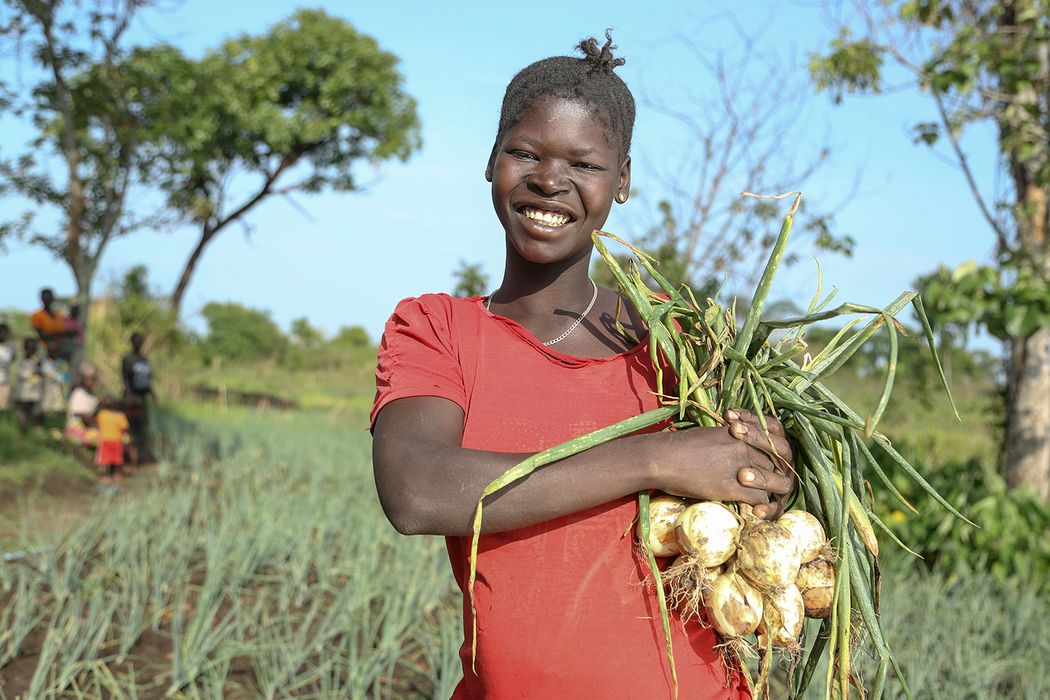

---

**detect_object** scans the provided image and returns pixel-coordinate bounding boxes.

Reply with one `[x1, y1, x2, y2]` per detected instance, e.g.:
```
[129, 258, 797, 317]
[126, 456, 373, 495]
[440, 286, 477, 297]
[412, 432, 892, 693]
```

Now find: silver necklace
[485, 279, 599, 346]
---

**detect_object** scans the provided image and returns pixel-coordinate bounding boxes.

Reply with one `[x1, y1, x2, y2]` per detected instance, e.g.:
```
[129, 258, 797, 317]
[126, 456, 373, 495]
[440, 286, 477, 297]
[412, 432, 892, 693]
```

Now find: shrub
[877, 452, 1050, 595]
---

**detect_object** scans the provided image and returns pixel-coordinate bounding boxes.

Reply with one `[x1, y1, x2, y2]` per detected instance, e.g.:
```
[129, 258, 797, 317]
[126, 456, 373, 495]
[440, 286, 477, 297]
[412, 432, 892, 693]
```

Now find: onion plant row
[0, 410, 461, 698]
[469, 193, 969, 699]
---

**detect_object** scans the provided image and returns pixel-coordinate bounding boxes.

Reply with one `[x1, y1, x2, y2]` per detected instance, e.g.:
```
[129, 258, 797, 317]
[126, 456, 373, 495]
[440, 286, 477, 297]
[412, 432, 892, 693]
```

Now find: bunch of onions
[468, 193, 970, 699]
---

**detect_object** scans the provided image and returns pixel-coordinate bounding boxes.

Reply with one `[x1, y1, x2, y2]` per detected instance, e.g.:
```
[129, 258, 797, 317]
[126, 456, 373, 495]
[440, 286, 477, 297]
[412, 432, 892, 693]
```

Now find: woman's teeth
[522, 206, 570, 227]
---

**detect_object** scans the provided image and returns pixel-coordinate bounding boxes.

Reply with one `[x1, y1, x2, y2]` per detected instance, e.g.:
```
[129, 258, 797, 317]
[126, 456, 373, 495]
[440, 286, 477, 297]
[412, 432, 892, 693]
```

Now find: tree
[0, 0, 162, 331]
[452, 259, 490, 298]
[155, 9, 421, 315]
[810, 0, 1050, 499]
[593, 19, 854, 294]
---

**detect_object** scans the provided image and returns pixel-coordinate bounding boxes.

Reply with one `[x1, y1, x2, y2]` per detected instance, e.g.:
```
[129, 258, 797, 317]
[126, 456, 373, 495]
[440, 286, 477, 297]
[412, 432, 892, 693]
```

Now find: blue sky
[0, 1, 1000, 342]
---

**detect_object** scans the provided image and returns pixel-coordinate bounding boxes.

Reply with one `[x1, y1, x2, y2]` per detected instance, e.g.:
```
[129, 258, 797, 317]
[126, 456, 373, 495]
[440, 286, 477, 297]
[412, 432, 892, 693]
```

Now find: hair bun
[577, 29, 625, 74]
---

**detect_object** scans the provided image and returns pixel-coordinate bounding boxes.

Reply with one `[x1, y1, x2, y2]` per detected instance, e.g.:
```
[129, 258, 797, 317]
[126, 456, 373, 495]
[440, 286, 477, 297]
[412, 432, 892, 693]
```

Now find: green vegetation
[0, 407, 461, 697]
[2, 398, 1047, 697]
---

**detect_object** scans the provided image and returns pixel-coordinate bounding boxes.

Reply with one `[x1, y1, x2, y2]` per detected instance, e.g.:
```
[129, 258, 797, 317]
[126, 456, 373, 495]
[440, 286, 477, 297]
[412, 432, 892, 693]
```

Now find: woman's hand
[724, 408, 797, 520]
[652, 408, 796, 521]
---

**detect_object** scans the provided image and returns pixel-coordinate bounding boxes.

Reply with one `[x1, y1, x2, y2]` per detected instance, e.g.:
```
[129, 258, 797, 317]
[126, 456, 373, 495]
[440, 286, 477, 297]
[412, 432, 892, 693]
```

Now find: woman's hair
[490, 31, 636, 164]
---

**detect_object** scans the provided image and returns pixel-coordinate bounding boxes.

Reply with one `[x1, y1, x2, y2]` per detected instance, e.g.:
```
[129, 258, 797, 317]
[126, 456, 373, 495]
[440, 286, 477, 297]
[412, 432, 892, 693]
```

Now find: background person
[64, 304, 85, 379]
[40, 340, 68, 419]
[65, 362, 100, 465]
[0, 322, 13, 414]
[13, 337, 44, 434]
[121, 332, 154, 464]
[94, 396, 129, 492]
[29, 288, 67, 349]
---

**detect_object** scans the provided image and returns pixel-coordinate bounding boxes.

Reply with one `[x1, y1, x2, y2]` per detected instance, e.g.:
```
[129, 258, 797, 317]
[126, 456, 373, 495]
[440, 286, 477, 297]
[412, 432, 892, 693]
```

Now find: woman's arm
[372, 397, 794, 537]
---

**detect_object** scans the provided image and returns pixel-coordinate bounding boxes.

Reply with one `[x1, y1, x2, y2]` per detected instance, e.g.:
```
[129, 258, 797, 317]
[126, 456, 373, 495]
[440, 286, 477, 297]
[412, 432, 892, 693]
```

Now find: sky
[0, 1, 1002, 343]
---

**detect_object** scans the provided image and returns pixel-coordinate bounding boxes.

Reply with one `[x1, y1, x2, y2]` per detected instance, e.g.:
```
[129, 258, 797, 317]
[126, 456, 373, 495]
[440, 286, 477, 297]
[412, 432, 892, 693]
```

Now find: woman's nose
[527, 161, 570, 195]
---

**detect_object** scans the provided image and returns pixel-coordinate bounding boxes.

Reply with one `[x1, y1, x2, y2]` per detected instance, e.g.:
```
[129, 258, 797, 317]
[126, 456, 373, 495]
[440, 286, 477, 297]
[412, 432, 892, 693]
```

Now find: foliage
[150, 9, 422, 312]
[0, 0, 162, 319]
[918, 260, 1050, 341]
[791, 562, 1050, 699]
[1, 407, 1045, 697]
[878, 452, 1050, 595]
[199, 302, 286, 364]
[0, 4, 422, 323]
[809, 0, 1050, 499]
[809, 0, 1049, 326]
[452, 259, 489, 298]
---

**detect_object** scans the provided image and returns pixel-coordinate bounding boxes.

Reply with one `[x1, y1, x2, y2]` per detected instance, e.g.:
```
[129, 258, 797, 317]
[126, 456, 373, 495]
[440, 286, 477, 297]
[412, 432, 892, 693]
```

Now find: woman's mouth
[518, 205, 574, 228]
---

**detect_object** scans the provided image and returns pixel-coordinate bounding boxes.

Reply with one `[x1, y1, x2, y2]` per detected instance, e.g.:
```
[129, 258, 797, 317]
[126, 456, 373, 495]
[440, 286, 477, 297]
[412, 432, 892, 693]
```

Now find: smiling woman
[369, 32, 792, 699]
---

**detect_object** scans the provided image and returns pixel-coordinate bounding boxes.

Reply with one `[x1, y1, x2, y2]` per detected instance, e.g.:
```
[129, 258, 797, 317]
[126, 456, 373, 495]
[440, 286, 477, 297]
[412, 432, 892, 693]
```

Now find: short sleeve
[370, 295, 467, 431]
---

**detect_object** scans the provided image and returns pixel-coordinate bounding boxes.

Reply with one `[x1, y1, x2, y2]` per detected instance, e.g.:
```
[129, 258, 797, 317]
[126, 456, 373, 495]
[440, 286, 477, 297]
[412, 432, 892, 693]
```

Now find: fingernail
[741, 470, 754, 483]
[726, 409, 739, 421]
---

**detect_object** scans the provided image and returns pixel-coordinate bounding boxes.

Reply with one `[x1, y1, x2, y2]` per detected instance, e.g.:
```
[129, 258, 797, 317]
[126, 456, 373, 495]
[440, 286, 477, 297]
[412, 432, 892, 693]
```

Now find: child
[0, 322, 12, 413]
[39, 340, 68, 418]
[13, 337, 44, 434]
[95, 397, 129, 492]
[370, 34, 794, 698]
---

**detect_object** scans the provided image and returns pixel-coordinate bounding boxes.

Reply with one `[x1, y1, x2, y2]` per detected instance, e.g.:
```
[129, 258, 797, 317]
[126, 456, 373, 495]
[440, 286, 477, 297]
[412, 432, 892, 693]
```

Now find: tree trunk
[170, 224, 216, 317]
[1004, 328, 1050, 501]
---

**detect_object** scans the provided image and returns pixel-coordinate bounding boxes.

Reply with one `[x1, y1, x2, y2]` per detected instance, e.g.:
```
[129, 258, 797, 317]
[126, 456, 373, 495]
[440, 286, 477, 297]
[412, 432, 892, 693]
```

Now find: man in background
[122, 332, 154, 464]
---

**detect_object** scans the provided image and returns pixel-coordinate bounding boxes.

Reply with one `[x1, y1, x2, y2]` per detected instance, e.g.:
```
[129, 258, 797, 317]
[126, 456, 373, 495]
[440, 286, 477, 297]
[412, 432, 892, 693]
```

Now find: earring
[616, 191, 627, 204]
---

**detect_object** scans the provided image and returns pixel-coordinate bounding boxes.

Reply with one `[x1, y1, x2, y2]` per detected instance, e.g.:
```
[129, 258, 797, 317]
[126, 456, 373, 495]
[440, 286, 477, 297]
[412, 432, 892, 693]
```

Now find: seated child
[65, 362, 100, 446]
[95, 397, 130, 492]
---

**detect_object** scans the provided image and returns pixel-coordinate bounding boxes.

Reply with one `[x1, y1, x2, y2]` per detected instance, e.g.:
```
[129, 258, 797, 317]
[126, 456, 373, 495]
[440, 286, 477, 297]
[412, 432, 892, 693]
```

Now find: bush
[877, 452, 1050, 594]
[199, 302, 286, 363]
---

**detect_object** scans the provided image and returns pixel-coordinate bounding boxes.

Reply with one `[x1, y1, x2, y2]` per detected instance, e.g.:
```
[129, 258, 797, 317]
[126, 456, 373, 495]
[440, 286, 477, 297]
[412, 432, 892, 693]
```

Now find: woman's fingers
[752, 500, 785, 520]
[724, 407, 787, 439]
[737, 463, 794, 496]
[728, 422, 794, 468]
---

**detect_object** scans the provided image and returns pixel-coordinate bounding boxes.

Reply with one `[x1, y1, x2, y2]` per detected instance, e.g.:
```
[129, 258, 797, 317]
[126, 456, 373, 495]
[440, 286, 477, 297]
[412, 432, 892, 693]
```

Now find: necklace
[485, 279, 599, 346]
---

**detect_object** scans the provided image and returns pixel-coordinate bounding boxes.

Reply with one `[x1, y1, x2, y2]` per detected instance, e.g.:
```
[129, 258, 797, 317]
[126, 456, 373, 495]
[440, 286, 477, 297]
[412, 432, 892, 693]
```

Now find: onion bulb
[706, 572, 764, 638]
[637, 494, 687, 557]
[675, 501, 740, 567]
[776, 510, 827, 563]
[758, 584, 805, 647]
[796, 557, 835, 618]
[736, 520, 802, 590]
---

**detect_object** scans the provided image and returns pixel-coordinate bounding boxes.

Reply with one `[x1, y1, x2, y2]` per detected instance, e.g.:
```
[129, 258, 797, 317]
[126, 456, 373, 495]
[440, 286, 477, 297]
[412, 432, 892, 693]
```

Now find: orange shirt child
[96, 407, 129, 467]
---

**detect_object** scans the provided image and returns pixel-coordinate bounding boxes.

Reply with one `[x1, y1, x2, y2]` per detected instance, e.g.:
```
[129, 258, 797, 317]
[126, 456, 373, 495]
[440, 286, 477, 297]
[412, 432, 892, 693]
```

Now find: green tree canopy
[151, 9, 421, 313]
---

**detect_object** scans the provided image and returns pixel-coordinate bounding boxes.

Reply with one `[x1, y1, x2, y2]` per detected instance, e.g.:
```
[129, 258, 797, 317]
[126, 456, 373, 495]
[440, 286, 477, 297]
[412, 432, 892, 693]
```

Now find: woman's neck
[494, 254, 594, 315]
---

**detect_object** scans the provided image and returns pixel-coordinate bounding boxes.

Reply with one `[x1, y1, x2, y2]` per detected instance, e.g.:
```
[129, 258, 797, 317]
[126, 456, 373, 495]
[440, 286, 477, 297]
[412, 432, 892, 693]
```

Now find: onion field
[0, 408, 461, 698]
[1, 405, 1047, 698]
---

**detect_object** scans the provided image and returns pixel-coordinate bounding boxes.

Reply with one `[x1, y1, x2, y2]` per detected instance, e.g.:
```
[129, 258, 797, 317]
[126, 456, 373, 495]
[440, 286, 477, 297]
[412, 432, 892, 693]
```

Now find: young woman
[370, 34, 795, 699]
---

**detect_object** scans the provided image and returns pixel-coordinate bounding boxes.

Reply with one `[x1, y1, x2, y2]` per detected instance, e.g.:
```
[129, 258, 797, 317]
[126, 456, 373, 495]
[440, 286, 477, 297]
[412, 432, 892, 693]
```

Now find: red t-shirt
[372, 293, 750, 699]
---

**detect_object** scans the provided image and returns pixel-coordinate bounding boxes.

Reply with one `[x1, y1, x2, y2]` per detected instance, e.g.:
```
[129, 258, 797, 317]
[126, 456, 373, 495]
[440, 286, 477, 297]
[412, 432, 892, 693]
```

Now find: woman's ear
[617, 155, 632, 203]
[485, 143, 498, 182]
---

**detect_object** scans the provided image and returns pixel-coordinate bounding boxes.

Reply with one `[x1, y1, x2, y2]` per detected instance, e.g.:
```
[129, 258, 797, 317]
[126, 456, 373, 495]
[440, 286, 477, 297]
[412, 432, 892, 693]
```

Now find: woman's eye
[508, 150, 536, 160]
[574, 162, 601, 171]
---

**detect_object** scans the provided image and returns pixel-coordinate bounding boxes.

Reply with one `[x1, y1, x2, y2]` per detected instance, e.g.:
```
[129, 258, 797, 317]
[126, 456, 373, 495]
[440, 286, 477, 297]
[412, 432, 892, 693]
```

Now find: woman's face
[487, 98, 630, 267]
